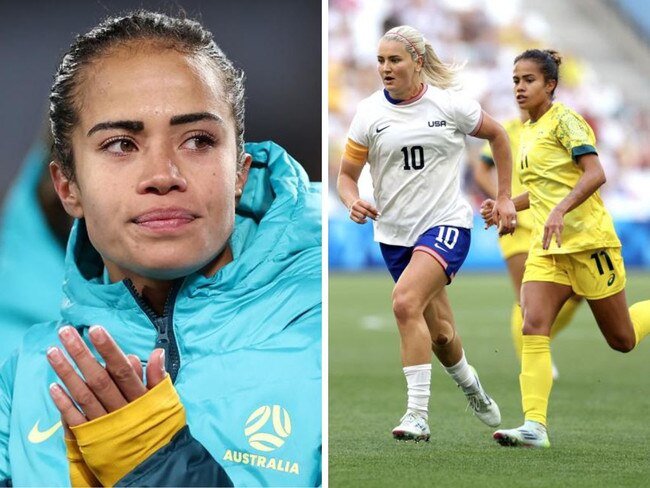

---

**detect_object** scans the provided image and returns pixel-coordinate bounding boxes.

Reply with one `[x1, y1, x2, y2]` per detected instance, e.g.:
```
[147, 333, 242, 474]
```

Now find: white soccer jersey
[347, 85, 480, 246]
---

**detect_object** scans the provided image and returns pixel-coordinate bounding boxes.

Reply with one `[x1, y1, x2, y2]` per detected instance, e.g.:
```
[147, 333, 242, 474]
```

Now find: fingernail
[160, 349, 166, 375]
[49, 382, 62, 398]
[88, 325, 106, 345]
[58, 326, 74, 343]
[47, 347, 63, 365]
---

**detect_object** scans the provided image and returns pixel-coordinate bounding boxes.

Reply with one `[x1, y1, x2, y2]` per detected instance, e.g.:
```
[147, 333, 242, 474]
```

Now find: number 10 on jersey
[401, 146, 425, 170]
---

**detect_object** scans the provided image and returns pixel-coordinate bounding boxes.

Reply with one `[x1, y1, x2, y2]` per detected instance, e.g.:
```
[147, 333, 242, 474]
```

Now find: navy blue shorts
[379, 225, 471, 283]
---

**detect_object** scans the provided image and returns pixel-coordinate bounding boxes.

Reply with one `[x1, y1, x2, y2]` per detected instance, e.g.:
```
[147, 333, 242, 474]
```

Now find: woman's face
[53, 44, 249, 281]
[513, 59, 555, 112]
[377, 39, 421, 99]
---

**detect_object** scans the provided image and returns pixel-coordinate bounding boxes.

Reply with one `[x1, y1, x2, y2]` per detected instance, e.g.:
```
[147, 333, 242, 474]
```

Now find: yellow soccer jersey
[517, 102, 620, 255]
[480, 117, 534, 233]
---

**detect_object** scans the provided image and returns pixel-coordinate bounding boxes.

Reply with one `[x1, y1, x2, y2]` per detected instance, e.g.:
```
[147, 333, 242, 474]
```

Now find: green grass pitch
[329, 271, 650, 487]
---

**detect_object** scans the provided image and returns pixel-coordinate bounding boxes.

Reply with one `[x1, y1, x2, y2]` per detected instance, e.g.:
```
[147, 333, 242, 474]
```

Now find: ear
[546, 78, 557, 95]
[416, 56, 423, 72]
[235, 153, 252, 200]
[49, 162, 84, 219]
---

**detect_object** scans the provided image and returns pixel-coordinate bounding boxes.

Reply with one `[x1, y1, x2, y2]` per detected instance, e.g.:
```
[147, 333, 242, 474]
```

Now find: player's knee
[391, 289, 419, 323]
[521, 302, 554, 335]
[522, 316, 549, 336]
[605, 334, 635, 353]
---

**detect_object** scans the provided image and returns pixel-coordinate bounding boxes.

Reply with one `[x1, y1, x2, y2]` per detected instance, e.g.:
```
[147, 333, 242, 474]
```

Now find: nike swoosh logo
[28, 420, 62, 444]
[433, 243, 448, 252]
[376, 125, 390, 133]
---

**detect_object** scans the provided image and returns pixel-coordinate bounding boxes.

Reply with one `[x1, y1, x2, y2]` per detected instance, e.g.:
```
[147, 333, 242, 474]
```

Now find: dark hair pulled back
[514, 49, 562, 98]
[49, 10, 246, 179]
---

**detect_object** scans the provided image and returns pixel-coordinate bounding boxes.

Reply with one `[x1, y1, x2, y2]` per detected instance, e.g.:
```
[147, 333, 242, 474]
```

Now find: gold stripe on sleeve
[343, 139, 369, 165]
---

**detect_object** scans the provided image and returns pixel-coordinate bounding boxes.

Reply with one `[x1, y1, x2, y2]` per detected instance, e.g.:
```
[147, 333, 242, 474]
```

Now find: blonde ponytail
[383, 25, 463, 90]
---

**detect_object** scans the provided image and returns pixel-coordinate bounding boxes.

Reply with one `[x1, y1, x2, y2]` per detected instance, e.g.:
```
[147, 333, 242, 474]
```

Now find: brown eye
[103, 138, 137, 154]
[182, 134, 215, 151]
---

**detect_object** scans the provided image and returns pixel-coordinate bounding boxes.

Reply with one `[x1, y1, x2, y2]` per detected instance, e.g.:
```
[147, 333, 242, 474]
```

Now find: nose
[137, 148, 188, 195]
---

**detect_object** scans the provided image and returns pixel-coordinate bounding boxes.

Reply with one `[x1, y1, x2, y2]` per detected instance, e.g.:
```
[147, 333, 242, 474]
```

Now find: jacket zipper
[124, 279, 183, 382]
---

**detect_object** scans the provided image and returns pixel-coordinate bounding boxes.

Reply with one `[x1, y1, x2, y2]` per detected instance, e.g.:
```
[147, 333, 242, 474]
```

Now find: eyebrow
[87, 120, 144, 137]
[170, 112, 224, 126]
[86, 112, 224, 137]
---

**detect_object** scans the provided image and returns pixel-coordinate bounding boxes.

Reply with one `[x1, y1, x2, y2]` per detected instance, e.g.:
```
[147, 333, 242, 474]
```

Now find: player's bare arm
[542, 154, 605, 250]
[472, 111, 516, 235]
[338, 158, 379, 224]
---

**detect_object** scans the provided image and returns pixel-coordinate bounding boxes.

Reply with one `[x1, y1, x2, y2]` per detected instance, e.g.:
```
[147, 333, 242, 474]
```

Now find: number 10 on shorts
[436, 226, 459, 250]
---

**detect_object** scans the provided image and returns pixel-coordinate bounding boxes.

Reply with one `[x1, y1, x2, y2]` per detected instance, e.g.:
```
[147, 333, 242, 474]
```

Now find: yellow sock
[520, 335, 552, 426]
[550, 297, 580, 340]
[630, 300, 650, 346]
[511, 303, 524, 361]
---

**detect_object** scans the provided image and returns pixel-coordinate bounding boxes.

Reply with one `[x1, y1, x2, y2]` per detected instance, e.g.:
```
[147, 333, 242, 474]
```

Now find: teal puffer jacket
[0, 141, 322, 487]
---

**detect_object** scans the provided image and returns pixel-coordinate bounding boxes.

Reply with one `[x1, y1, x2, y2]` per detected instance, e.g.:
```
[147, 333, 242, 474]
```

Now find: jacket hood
[58, 141, 321, 354]
[0, 144, 66, 333]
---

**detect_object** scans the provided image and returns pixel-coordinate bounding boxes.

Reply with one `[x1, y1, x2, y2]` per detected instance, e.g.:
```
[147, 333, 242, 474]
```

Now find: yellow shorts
[498, 226, 532, 259]
[523, 247, 626, 300]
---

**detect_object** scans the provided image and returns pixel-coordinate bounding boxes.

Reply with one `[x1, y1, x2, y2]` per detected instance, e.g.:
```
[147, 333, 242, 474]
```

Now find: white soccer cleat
[462, 366, 501, 427]
[391, 412, 430, 442]
[493, 420, 550, 448]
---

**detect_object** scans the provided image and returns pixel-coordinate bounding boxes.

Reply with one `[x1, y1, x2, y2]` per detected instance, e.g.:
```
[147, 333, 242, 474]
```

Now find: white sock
[403, 364, 431, 419]
[443, 350, 475, 390]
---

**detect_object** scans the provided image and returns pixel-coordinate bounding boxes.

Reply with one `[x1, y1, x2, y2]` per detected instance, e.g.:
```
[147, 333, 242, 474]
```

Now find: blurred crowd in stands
[329, 0, 650, 221]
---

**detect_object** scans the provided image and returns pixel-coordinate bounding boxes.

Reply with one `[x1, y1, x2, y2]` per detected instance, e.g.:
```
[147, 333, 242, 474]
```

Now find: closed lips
[133, 208, 197, 224]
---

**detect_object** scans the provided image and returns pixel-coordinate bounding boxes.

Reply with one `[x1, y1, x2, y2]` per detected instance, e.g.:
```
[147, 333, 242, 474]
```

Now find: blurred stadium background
[329, 0, 650, 270]
[329, 1, 650, 486]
